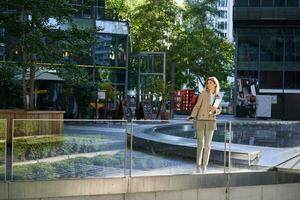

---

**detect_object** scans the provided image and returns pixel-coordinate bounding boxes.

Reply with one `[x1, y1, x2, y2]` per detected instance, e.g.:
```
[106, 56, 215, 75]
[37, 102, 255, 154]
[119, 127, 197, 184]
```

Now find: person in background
[187, 77, 222, 173]
[237, 92, 246, 106]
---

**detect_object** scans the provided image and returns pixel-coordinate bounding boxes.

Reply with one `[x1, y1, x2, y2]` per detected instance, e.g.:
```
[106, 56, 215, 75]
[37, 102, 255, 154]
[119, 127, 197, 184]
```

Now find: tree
[169, 0, 235, 90]
[0, 0, 96, 110]
[105, 0, 130, 21]
[130, 0, 182, 52]
[0, 63, 22, 108]
[106, 0, 234, 91]
[144, 79, 171, 119]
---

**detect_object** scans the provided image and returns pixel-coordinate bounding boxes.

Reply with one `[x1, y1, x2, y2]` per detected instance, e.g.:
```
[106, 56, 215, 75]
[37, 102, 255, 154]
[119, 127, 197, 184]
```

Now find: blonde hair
[205, 77, 220, 94]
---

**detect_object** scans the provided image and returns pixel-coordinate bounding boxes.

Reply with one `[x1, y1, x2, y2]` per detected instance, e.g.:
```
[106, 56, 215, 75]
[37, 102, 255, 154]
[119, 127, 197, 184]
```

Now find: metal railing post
[228, 121, 232, 173]
[130, 120, 133, 177]
[224, 121, 227, 173]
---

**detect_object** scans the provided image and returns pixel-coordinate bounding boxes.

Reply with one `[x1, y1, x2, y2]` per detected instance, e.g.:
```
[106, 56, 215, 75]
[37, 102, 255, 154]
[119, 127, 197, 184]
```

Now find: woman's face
[207, 79, 216, 93]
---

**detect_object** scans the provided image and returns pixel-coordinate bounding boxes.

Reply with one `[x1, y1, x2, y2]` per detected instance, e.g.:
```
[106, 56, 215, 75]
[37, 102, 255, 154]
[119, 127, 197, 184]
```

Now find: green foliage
[14, 121, 39, 137]
[12, 152, 125, 180]
[169, 0, 235, 89]
[0, 120, 6, 139]
[100, 82, 119, 102]
[92, 155, 122, 167]
[31, 163, 57, 180]
[0, 0, 96, 110]
[144, 79, 170, 98]
[130, 0, 181, 52]
[121, 0, 235, 90]
[13, 135, 108, 162]
[106, 0, 130, 20]
[57, 65, 96, 118]
[0, 63, 22, 109]
[0, 142, 5, 164]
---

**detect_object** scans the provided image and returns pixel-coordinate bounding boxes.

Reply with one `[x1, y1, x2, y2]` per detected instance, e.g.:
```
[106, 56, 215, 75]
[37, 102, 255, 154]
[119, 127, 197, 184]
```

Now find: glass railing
[0, 119, 6, 181]
[12, 119, 127, 181]
[227, 120, 300, 173]
[130, 120, 197, 176]
[0, 118, 298, 181]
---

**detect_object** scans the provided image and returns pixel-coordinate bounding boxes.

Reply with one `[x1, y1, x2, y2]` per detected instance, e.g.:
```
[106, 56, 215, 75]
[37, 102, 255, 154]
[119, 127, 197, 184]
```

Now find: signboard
[96, 20, 129, 35]
[256, 95, 272, 118]
[97, 90, 106, 100]
[271, 95, 277, 104]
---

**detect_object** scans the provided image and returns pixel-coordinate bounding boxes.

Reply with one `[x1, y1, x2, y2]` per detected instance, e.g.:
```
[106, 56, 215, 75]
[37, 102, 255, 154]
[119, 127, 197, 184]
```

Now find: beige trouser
[195, 120, 215, 166]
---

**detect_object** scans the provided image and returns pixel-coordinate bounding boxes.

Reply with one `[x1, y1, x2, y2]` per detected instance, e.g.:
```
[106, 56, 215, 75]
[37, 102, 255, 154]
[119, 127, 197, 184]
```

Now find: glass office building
[70, 0, 129, 97]
[234, 0, 300, 119]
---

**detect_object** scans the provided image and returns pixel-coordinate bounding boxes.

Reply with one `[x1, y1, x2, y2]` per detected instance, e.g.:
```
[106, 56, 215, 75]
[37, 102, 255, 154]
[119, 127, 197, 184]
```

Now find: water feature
[154, 122, 300, 148]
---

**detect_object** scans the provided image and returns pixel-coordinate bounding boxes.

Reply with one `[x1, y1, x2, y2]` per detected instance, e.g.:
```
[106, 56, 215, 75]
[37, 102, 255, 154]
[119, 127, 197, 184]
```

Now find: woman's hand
[209, 106, 216, 114]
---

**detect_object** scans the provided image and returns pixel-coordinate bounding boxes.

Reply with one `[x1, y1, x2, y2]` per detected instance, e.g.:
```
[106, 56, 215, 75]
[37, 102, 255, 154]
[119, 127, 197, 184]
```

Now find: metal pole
[4, 120, 7, 181]
[170, 62, 175, 119]
[124, 121, 128, 177]
[228, 121, 232, 173]
[129, 120, 133, 177]
[125, 34, 129, 100]
[224, 122, 227, 173]
[163, 52, 166, 82]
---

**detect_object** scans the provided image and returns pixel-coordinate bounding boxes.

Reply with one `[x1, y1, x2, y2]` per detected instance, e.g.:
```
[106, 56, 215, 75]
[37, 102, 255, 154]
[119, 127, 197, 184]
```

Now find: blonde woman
[187, 77, 222, 173]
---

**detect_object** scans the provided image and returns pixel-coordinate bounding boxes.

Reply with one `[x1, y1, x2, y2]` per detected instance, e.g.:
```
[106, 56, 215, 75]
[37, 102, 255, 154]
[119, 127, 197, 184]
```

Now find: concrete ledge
[0, 171, 300, 199]
[6, 177, 128, 199]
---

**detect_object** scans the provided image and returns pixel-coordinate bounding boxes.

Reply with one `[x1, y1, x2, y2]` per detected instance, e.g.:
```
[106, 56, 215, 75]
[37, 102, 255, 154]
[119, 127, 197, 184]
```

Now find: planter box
[0, 110, 65, 143]
[160, 111, 170, 120]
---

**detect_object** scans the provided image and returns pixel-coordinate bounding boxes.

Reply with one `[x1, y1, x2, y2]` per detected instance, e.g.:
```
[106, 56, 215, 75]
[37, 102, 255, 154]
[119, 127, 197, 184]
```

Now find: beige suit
[190, 90, 221, 166]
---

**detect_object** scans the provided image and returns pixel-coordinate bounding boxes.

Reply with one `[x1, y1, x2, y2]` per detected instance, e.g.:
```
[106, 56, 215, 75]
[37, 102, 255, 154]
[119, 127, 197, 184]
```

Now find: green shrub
[31, 163, 56, 180]
[52, 160, 75, 178]
[0, 142, 5, 163]
[92, 155, 121, 168]
[0, 165, 5, 180]
[0, 120, 6, 139]
[12, 151, 124, 180]
[14, 121, 38, 137]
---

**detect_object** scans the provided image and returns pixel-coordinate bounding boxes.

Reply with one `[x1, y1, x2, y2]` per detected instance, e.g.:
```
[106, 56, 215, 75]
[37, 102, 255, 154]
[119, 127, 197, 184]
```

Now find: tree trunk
[28, 65, 36, 110]
[22, 66, 28, 110]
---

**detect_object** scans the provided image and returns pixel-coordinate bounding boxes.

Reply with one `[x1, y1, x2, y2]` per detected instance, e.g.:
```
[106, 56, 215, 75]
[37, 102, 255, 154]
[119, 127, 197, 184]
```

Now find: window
[238, 35, 259, 62]
[217, 22, 227, 30]
[218, 10, 227, 19]
[219, 0, 228, 7]
[237, 71, 258, 79]
[260, 29, 284, 62]
[249, 0, 260, 6]
[287, 0, 298, 6]
[274, 0, 286, 6]
[285, 35, 300, 63]
[261, 0, 273, 7]
[95, 34, 127, 67]
[285, 71, 300, 89]
[260, 71, 283, 89]
[235, 0, 248, 7]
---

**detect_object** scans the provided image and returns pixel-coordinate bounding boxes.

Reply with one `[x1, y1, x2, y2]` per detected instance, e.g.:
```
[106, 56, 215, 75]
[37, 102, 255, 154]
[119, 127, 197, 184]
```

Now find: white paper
[251, 84, 256, 96]
[213, 96, 222, 108]
[256, 95, 272, 118]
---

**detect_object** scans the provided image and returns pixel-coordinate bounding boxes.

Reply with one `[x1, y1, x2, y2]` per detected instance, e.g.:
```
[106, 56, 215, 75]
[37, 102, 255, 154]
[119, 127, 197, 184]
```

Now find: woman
[187, 77, 222, 173]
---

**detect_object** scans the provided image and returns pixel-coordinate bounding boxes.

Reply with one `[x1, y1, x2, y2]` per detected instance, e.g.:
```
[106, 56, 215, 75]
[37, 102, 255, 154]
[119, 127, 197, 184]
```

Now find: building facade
[215, 0, 233, 40]
[70, 0, 130, 97]
[233, 0, 300, 119]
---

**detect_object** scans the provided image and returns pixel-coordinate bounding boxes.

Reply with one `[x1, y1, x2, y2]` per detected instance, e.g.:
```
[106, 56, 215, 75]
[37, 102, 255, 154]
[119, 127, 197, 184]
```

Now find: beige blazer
[190, 90, 222, 121]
